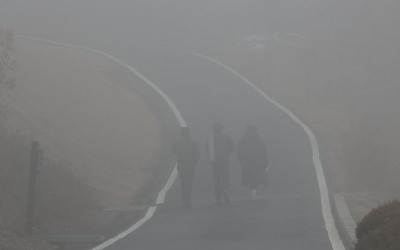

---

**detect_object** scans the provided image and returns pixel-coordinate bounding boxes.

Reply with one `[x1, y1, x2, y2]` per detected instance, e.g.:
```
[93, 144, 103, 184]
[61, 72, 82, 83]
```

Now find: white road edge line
[190, 52, 346, 250]
[16, 35, 185, 250]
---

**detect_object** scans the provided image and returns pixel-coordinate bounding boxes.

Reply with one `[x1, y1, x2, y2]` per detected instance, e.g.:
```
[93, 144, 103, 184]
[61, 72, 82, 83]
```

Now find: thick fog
[1, 0, 400, 248]
[2, 0, 400, 201]
[2, 0, 400, 209]
[0, 1, 347, 51]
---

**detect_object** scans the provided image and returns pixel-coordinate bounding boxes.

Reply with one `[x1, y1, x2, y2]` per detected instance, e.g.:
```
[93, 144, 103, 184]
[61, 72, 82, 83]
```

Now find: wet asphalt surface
[101, 51, 333, 250]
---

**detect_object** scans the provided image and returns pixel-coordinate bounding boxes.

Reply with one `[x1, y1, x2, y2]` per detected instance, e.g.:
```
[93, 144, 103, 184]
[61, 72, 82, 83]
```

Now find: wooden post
[26, 141, 40, 235]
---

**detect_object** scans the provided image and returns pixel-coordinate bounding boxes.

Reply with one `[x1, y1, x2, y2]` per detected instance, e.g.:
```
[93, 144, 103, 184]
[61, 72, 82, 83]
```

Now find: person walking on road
[173, 127, 200, 209]
[237, 125, 269, 200]
[206, 122, 235, 205]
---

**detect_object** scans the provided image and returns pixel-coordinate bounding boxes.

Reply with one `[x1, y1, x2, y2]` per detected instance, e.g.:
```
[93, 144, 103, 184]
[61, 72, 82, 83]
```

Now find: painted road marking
[18, 34, 344, 249]
[190, 52, 346, 250]
[16, 35, 185, 250]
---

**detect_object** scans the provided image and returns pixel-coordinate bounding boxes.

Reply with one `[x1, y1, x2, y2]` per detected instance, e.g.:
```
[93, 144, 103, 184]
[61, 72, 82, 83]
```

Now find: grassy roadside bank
[0, 38, 168, 249]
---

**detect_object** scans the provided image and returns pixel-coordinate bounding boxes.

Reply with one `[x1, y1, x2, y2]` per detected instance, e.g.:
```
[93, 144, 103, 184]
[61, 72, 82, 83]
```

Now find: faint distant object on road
[273, 32, 306, 47]
[235, 33, 272, 51]
[234, 32, 306, 51]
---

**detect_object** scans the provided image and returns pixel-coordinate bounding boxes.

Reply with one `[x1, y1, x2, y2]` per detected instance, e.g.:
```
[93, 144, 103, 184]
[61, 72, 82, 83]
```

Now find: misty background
[1, 0, 400, 210]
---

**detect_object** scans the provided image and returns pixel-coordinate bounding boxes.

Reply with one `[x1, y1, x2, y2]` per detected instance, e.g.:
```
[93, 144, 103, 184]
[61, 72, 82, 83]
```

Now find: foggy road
[3, 0, 400, 249]
[0, 1, 351, 249]
[92, 51, 340, 250]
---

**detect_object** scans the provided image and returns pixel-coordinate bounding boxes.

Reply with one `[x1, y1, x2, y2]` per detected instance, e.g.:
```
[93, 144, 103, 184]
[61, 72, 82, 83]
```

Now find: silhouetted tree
[0, 27, 16, 93]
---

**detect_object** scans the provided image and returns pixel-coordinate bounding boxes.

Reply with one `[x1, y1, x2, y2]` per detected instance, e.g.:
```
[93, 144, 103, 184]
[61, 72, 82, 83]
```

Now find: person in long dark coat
[206, 122, 235, 205]
[173, 127, 200, 209]
[237, 125, 269, 200]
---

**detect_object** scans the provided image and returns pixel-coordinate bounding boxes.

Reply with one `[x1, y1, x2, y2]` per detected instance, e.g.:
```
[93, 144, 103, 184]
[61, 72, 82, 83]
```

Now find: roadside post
[26, 140, 43, 235]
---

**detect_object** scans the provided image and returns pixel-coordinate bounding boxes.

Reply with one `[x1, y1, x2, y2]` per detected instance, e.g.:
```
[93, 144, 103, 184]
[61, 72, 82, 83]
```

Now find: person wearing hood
[237, 125, 269, 200]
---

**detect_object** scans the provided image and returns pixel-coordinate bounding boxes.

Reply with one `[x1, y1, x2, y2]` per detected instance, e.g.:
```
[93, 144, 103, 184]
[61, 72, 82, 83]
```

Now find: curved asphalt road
[0, 2, 349, 249]
[96, 50, 337, 250]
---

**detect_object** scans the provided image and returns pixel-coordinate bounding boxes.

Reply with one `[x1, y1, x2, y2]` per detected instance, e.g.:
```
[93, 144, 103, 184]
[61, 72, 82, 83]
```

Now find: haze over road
[0, 0, 345, 58]
[95, 50, 337, 250]
[0, 1, 353, 249]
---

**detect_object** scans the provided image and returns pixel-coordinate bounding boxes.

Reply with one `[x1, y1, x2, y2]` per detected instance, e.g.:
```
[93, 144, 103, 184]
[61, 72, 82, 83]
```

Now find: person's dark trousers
[178, 167, 195, 208]
[212, 161, 230, 204]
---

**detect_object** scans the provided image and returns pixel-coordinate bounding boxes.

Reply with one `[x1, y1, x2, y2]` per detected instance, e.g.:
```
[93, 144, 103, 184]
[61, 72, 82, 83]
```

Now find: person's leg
[250, 185, 257, 200]
[184, 168, 195, 208]
[221, 163, 230, 204]
[212, 164, 222, 204]
[180, 168, 195, 208]
[178, 169, 187, 205]
[248, 169, 259, 200]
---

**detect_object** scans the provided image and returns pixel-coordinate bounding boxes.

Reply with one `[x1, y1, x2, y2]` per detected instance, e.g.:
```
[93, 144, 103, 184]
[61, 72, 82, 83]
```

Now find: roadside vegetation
[1, 131, 101, 233]
[0, 24, 162, 249]
[0, 131, 99, 249]
[0, 25, 100, 249]
[354, 200, 400, 250]
[0, 26, 51, 250]
[0, 27, 15, 91]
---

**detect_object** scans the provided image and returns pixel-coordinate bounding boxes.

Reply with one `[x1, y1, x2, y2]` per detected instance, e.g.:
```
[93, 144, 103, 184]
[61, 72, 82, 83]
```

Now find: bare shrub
[355, 200, 400, 250]
[355, 217, 400, 250]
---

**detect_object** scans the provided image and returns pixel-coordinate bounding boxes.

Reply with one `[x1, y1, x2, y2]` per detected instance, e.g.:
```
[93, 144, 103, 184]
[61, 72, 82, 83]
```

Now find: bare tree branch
[0, 27, 16, 92]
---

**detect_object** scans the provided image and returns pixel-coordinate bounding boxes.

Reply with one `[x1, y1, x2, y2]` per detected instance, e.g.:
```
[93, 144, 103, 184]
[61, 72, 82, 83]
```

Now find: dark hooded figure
[173, 127, 200, 209]
[237, 125, 269, 200]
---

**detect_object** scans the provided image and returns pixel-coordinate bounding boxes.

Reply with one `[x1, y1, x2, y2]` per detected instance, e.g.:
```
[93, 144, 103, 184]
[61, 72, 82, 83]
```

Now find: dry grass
[2, 38, 161, 208]
[0, 37, 162, 248]
[0, 132, 57, 249]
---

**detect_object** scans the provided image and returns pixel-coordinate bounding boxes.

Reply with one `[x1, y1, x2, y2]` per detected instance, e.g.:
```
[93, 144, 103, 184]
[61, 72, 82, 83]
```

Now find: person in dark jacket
[173, 127, 200, 209]
[206, 122, 235, 204]
[237, 125, 269, 200]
